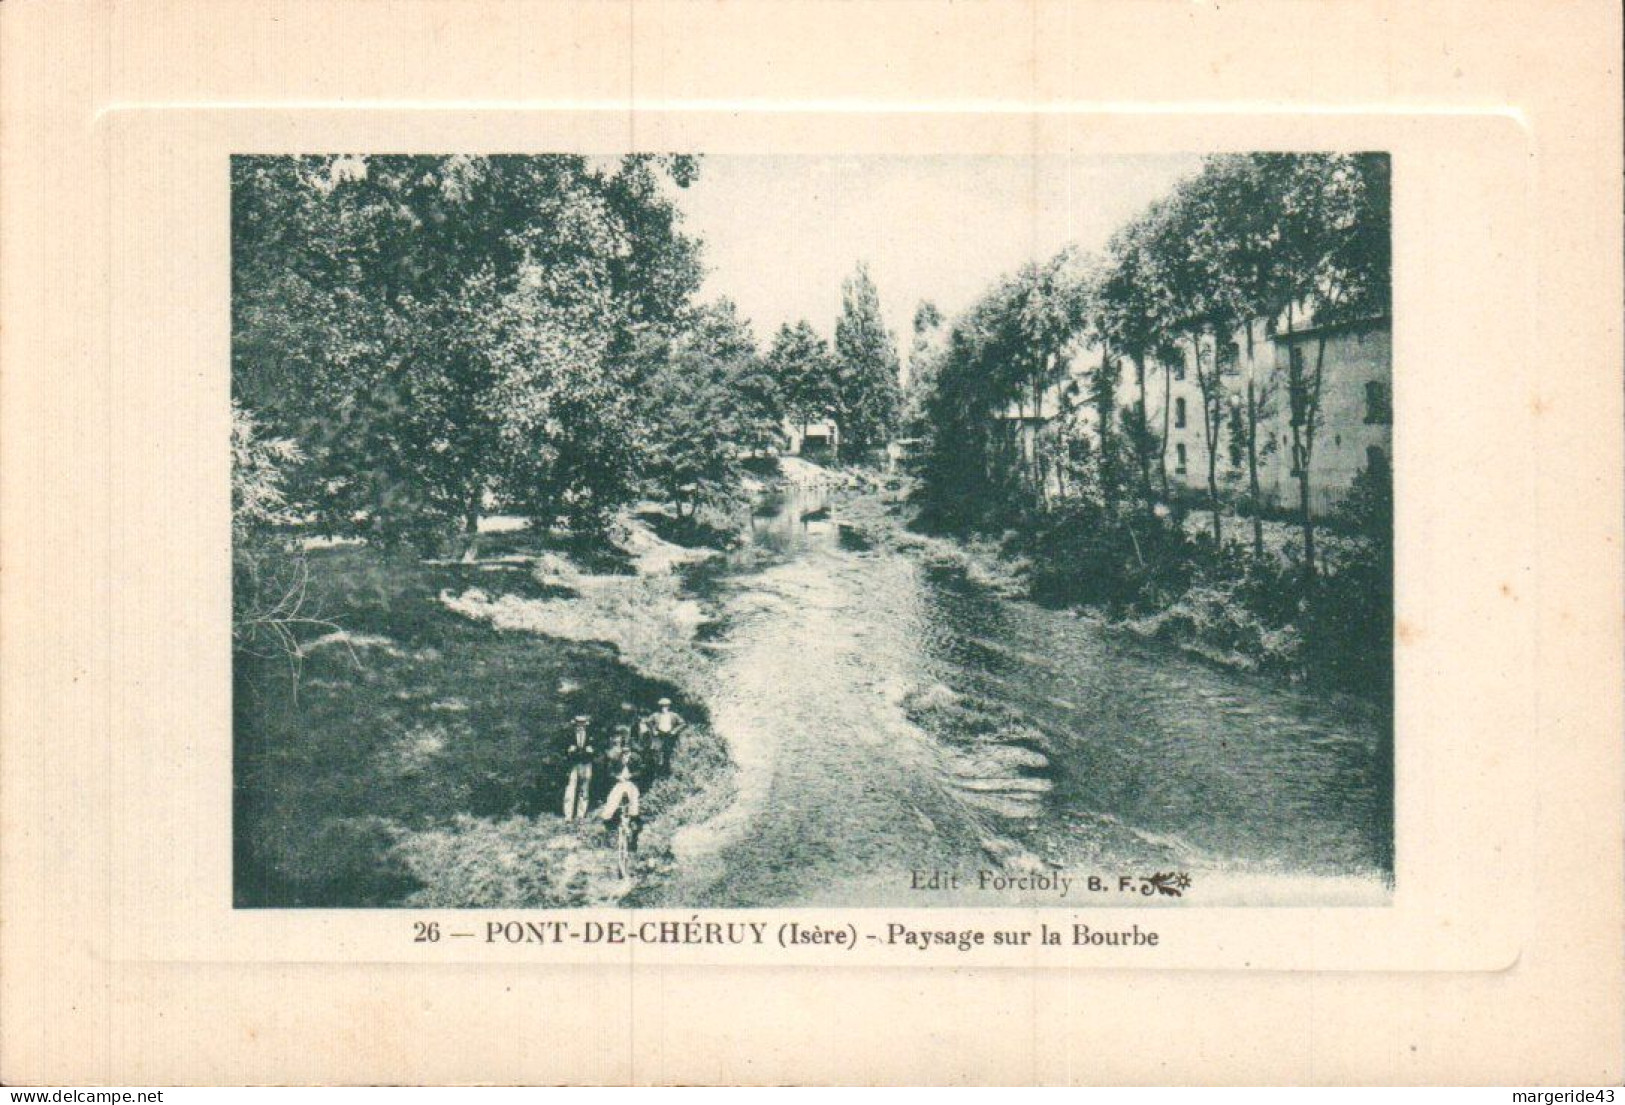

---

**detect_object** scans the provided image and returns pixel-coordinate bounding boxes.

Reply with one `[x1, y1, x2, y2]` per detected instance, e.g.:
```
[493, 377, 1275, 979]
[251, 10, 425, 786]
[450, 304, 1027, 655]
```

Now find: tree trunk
[1296, 455, 1315, 576]
[1031, 374, 1045, 509]
[1133, 353, 1153, 502]
[1207, 464, 1222, 545]
[1297, 334, 1329, 576]
[1098, 355, 1116, 512]
[1283, 302, 1317, 579]
[1195, 334, 1222, 547]
[459, 499, 482, 563]
[1157, 359, 1172, 505]
[1244, 321, 1265, 560]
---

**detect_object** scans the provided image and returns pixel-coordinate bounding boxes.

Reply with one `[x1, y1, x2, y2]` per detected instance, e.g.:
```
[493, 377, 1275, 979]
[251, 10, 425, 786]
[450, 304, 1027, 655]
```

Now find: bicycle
[614, 812, 635, 881]
[601, 759, 642, 882]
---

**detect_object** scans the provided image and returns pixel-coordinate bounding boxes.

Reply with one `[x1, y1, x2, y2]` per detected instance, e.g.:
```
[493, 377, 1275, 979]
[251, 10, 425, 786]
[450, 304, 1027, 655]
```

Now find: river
[649, 483, 1393, 908]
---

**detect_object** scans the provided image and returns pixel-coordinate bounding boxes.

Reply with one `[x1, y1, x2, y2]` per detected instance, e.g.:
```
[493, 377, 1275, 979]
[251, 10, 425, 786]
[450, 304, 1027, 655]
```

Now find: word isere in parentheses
[777, 921, 858, 949]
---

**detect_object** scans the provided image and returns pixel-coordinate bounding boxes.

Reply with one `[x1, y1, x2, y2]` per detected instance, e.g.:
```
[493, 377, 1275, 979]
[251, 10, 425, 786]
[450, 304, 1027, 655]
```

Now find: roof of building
[1269, 314, 1390, 342]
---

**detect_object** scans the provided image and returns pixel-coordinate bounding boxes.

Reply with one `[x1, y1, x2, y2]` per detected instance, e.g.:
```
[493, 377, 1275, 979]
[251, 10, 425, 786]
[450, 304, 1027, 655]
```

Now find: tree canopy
[913, 152, 1391, 537]
[831, 263, 903, 457]
[233, 154, 711, 544]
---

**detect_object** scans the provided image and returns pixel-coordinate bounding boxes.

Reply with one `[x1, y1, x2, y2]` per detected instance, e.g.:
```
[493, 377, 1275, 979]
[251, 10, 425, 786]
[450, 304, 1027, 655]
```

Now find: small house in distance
[783, 417, 841, 460]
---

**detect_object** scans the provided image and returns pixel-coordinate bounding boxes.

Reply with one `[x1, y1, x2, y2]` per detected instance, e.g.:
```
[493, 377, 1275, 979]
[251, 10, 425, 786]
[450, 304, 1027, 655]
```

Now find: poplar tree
[832, 263, 903, 460]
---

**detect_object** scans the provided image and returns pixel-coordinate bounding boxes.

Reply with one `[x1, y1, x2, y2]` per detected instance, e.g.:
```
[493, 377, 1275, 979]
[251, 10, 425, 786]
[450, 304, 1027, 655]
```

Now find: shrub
[1303, 463, 1394, 697]
[1219, 544, 1307, 629]
[1019, 500, 1196, 614]
[1130, 582, 1303, 675]
[1301, 548, 1392, 698]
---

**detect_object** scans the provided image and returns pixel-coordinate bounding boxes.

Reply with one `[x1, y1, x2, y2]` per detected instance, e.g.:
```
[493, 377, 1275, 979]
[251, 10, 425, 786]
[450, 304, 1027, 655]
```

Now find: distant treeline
[232, 153, 907, 663]
[909, 152, 1390, 563]
[232, 153, 903, 555]
[902, 153, 1392, 696]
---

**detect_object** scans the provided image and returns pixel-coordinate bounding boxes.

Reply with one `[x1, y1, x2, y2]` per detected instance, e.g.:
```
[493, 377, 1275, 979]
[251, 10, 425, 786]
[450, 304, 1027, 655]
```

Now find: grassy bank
[234, 516, 736, 908]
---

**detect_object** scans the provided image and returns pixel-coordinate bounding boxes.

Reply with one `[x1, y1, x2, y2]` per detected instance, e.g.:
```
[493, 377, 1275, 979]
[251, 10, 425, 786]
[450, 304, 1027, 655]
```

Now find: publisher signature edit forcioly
[910, 869, 1193, 899]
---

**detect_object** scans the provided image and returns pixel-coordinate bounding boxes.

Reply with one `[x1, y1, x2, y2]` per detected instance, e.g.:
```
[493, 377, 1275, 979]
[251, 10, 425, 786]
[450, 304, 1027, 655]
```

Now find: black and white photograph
[232, 151, 1394, 910]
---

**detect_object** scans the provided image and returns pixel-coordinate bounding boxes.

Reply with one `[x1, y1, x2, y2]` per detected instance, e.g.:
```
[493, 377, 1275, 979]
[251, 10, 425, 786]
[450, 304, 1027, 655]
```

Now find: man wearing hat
[561, 715, 595, 821]
[642, 697, 687, 777]
[618, 700, 641, 737]
[608, 722, 636, 772]
[617, 701, 652, 779]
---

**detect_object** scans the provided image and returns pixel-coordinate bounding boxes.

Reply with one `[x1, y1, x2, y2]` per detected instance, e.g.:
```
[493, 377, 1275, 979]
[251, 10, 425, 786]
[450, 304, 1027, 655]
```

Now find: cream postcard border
[3, 0, 1619, 1085]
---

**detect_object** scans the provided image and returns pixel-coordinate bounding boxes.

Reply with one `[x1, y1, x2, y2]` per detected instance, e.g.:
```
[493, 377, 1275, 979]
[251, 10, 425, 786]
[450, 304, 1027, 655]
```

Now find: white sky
[674, 153, 1205, 355]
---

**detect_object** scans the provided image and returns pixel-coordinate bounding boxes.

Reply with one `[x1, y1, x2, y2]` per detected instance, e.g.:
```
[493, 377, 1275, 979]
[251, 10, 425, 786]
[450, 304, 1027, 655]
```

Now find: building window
[1175, 443, 1188, 475]
[1174, 397, 1187, 429]
[1364, 380, 1392, 424]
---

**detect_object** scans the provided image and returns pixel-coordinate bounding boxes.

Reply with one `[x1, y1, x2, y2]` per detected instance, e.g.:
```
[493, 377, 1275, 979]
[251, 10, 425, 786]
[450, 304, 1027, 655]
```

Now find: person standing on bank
[644, 697, 686, 776]
[618, 701, 641, 746]
[561, 715, 595, 821]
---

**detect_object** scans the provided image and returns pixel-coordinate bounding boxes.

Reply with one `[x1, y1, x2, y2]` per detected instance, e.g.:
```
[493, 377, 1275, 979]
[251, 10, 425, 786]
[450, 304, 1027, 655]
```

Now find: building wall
[1260, 323, 1391, 514]
[782, 417, 840, 457]
[984, 315, 1390, 517]
[1130, 317, 1391, 516]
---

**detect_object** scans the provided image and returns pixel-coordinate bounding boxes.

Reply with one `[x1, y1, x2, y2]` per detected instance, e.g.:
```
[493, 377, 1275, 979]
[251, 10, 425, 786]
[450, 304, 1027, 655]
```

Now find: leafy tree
[831, 263, 903, 460]
[1138, 181, 1232, 545]
[901, 300, 946, 430]
[636, 299, 772, 515]
[1097, 213, 1171, 503]
[766, 320, 839, 444]
[232, 154, 703, 550]
[231, 401, 329, 668]
[1267, 152, 1391, 574]
[911, 299, 944, 337]
[1178, 154, 1291, 558]
[912, 250, 1090, 523]
[912, 296, 1010, 526]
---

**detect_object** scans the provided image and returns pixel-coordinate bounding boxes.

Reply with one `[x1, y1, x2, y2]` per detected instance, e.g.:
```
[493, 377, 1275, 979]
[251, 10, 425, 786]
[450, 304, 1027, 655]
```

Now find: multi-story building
[1150, 314, 1391, 515]
[993, 311, 1391, 517]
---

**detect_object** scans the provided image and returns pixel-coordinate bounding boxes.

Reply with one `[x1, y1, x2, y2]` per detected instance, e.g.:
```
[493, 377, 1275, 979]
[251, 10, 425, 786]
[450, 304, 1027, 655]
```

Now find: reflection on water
[660, 484, 1393, 908]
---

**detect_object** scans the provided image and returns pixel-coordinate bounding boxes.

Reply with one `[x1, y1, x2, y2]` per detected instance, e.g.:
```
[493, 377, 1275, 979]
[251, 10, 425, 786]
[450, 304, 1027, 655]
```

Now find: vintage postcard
[96, 106, 1532, 979]
[3, 0, 1620, 1087]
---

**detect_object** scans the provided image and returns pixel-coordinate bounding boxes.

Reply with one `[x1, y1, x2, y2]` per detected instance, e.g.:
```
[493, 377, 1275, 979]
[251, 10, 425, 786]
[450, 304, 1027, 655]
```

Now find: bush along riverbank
[233, 511, 738, 909]
[833, 470, 1393, 704]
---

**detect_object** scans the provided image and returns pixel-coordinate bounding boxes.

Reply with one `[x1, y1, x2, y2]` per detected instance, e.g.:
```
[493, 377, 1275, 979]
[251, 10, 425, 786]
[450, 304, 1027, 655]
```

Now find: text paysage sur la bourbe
[411, 870, 1191, 952]
[449, 918, 1162, 952]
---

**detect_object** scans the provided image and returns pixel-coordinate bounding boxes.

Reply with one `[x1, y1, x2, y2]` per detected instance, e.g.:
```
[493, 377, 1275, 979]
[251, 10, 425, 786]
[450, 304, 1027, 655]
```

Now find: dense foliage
[232, 150, 1391, 696]
[635, 299, 779, 514]
[831, 263, 904, 459]
[234, 155, 910, 553]
[233, 153, 709, 547]
[766, 320, 839, 440]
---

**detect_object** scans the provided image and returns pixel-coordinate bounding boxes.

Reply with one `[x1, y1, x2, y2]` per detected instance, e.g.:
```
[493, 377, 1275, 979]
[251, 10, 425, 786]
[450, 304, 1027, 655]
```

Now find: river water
[652, 484, 1393, 908]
